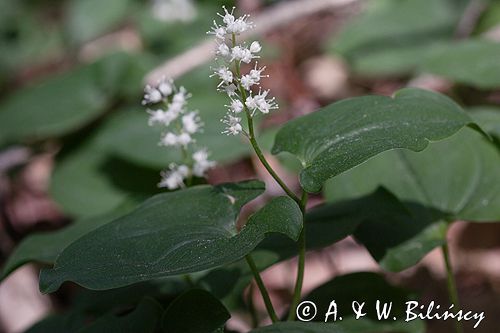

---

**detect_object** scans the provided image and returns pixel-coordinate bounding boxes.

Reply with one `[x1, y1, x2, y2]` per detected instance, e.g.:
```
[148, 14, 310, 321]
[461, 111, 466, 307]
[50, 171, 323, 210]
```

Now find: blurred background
[0, 0, 499, 332]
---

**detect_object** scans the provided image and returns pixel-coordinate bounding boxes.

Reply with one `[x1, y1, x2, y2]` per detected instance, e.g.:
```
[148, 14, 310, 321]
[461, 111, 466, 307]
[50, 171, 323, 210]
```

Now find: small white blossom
[142, 85, 163, 105]
[177, 132, 192, 146]
[147, 109, 174, 126]
[249, 41, 262, 53]
[240, 74, 256, 90]
[157, 77, 174, 96]
[173, 86, 190, 105]
[222, 114, 243, 135]
[192, 149, 216, 177]
[158, 163, 190, 190]
[229, 99, 244, 113]
[231, 46, 254, 63]
[209, 21, 227, 39]
[212, 66, 233, 87]
[246, 89, 278, 115]
[160, 132, 179, 146]
[217, 43, 231, 58]
[245, 96, 257, 110]
[249, 64, 267, 83]
[182, 112, 202, 134]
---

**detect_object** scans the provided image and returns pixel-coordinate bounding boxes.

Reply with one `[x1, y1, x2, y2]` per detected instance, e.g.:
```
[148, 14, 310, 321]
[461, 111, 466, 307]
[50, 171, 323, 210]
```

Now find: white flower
[158, 77, 174, 96]
[227, 16, 253, 34]
[245, 96, 257, 110]
[158, 163, 190, 190]
[246, 90, 278, 115]
[173, 86, 190, 105]
[167, 101, 184, 116]
[249, 64, 267, 83]
[182, 112, 202, 134]
[249, 41, 262, 53]
[216, 43, 231, 58]
[160, 132, 178, 146]
[240, 74, 256, 90]
[255, 89, 278, 114]
[208, 21, 227, 39]
[192, 149, 216, 177]
[222, 115, 243, 135]
[142, 85, 163, 105]
[212, 66, 233, 86]
[231, 46, 253, 63]
[177, 132, 192, 146]
[229, 99, 244, 113]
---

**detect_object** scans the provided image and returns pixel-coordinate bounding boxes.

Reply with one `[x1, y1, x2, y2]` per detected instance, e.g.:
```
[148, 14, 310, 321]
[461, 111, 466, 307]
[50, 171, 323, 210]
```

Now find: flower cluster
[209, 6, 278, 136]
[143, 78, 215, 190]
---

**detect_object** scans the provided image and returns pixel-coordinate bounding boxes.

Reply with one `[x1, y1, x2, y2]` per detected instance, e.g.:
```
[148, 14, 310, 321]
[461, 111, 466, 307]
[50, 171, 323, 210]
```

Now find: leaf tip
[39, 268, 63, 294]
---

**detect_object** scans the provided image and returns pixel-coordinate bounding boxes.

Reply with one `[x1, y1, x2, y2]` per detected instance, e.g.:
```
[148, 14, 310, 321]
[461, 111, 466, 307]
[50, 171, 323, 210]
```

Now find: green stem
[231, 32, 306, 323]
[247, 283, 259, 328]
[287, 191, 308, 321]
[245, 255, 279, 323]
[442, 240, 464, 333]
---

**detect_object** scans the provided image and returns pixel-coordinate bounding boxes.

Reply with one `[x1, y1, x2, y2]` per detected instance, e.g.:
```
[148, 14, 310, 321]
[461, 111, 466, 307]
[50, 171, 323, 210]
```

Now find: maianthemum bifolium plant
[2, 5, 500, 333]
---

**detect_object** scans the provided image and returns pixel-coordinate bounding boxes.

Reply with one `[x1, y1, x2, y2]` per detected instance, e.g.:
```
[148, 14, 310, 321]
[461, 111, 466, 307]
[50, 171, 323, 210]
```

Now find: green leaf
[1, 203, 136, 281]
[162, 289, 230, 333]
[40, 181, 302, 292]
[325, 128, 500, 270]
[354, 203, 448, 272]
[470, 106, 500, 141]
[65, 0, 132, 45]
[330, 0, 464, 76]
[272, 88, 479, 193]
[421, 39, 500, 88]
[0, 64, 108, 144]
[198, 189, 413, 307]
[50, 140, 160, 217]
[77, 298, 163, 333]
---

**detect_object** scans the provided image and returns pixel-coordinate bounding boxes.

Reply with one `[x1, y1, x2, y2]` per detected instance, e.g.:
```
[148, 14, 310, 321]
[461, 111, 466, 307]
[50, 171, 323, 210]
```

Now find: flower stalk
[209, 6, 309, 322]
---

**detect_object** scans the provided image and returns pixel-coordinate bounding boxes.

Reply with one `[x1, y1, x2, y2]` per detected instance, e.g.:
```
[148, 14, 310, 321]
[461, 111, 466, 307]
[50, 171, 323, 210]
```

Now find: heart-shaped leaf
[40, 181, 303, 292]
[272, 88, 480, 192]
[162, 289, 230, 333]
[324, 128, 500, 270]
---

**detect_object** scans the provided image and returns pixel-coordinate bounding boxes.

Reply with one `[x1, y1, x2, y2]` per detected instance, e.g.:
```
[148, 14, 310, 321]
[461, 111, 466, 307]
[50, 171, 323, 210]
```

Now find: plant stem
[231, 32, 306, 324]
[247, 283, 259, 328]
[245, 255, 279, 323]
[287, 191, 308, 321]
[442, 241, 464, 333]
